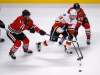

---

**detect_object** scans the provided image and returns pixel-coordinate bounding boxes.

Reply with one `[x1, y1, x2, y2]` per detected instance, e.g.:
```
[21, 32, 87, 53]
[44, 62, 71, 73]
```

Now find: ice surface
[0, 4, 100, 75]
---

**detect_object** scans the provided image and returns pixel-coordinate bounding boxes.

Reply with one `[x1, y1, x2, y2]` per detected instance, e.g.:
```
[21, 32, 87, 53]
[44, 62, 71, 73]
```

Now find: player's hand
[29, 28, 35, 33]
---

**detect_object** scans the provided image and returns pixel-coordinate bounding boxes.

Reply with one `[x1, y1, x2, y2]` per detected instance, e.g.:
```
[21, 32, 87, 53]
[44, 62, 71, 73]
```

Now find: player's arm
[67, 7, 73, 14]
[29, 20, 46, 35]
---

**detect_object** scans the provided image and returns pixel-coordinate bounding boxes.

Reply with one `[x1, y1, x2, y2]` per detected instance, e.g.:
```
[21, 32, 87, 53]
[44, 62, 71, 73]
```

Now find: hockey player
[67, 3, 91, 45]
[36, 13, 69, 52]
[49, 14, 68, 42]
[0, 20, 5, 42]
[36, 16, 68, 52]
[50, 9, 78, 44]
[36, 9, 77, 53]
[7, 9, 46, 59]
[57, 9, 78, 53]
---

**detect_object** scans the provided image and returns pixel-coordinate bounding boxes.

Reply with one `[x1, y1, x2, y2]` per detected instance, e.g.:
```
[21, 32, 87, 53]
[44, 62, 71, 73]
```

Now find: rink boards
[0, 0, 100, 4]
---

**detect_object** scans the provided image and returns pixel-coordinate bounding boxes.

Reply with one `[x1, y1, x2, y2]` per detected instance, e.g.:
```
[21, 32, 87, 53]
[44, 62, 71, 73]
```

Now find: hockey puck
[0, 38, 5, 42]
[38, 49, 41, 52]
[79, 63, 82, 66]
[78, 69, 82, 72]
[69, 51, 73, 54]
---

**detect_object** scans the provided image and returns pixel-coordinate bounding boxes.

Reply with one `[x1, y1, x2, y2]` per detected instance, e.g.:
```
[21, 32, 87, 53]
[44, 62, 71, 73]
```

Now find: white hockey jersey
[55, 13, 77, 29]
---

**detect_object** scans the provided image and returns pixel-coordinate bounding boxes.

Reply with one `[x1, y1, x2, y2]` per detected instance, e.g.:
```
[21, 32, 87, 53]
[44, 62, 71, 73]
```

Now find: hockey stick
[72, 42, 83, 61]
[36, 33, 63, 52]
[45, 33, 61, 39]
[73, 37, 83, 72]
[46, 33, 83, 60]
[72, 41, 83, 60]
[75, 37, 83, 60]
[45, 33, 77, 43]
[72, 42, 81, 60]
[65, 30, 83, 60]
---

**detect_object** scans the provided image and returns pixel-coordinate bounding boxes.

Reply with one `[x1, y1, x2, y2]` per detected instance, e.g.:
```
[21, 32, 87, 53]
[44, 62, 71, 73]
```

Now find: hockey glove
[29, 28, 35, 33]
[0, 20, 5, 29]
[39, 30, 46, 35]
[56, 27, 64, 33]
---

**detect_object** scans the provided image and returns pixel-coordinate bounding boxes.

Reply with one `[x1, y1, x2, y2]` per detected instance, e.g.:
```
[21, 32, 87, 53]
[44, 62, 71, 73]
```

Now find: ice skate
[36, 42, 41, 52]
[9, 52, 16, 60]
[64, 45, 72, 54]
[24, 50, 33, 54]
[87, 39, 91, 45]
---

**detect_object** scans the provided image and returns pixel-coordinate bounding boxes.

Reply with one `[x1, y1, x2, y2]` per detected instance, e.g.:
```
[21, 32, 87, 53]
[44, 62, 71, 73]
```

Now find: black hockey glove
[29, 28, 35, 33]
[0, 20, 5, 29]
[39, 30, 46, 35]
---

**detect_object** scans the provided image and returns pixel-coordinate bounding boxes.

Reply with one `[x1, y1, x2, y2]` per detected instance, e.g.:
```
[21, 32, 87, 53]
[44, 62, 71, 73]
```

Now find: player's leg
[7, 31, 21, 59]
[59, 31, 68, 45]
[63, 28, 75, 54]
[50, 27, 60, 42]
[82, 17, 91, 45]
[22, 34, 33, 54]
[63, 34, 73, 54]
[37, 26, 60, 52]
[0, 20, 5, 42]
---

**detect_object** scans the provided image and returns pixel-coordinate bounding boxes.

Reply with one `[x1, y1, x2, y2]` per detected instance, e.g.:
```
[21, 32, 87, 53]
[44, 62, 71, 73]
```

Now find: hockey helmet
[73, 3, 80, 10]
[22, 9, 31, 16]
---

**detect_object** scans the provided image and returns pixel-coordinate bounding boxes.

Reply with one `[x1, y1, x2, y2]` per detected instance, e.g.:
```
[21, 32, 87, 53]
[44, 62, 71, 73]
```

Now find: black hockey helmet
[22, 9, 31, 16]
[73, 3, 80, 10]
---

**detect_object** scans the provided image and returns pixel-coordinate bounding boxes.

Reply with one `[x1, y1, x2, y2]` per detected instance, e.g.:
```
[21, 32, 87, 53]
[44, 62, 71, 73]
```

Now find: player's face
[24, 15, 30, 19]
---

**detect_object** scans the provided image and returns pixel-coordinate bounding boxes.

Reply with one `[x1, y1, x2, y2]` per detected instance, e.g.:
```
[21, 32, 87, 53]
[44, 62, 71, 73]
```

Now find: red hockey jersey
[8, 16, 40, 34]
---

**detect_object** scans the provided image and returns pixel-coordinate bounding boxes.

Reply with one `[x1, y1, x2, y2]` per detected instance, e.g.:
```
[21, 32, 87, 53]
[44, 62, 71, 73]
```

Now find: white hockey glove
[56, 27, 64, 33]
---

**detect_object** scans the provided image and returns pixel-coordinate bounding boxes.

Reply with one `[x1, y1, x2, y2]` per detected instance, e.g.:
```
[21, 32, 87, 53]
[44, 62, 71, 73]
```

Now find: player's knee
[23, 38, 29, 44]
[84, 23, 90, 29]
[14, 40, 21, 47]
[84, 17, 89, 23]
